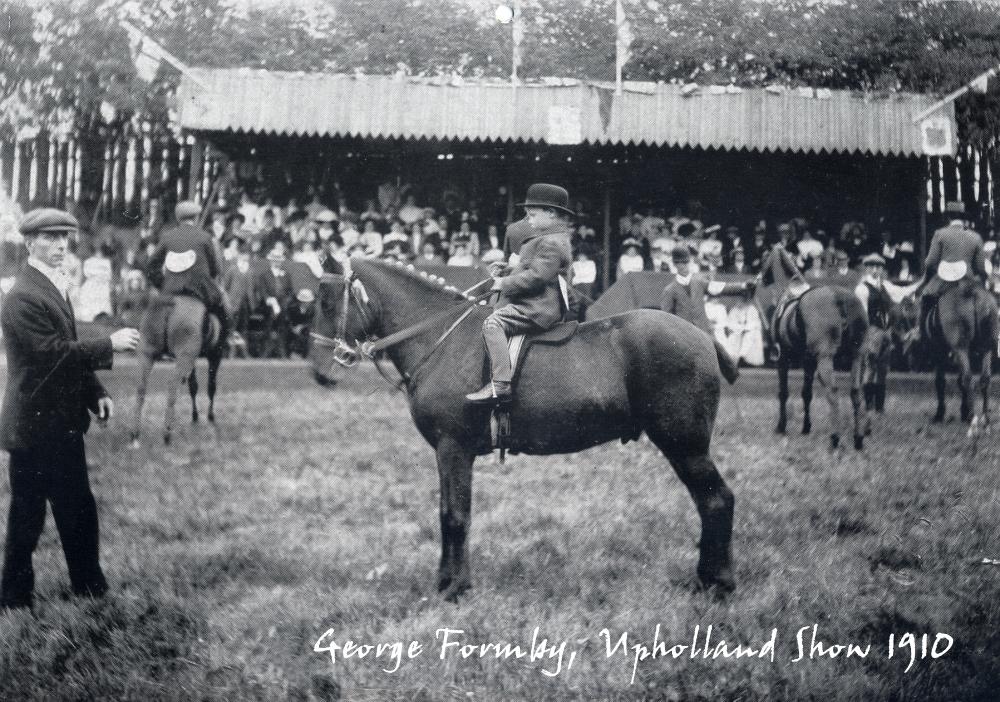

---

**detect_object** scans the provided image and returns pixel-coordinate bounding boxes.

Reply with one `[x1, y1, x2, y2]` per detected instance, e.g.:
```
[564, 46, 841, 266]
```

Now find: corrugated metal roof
[176, 69, 955, 157]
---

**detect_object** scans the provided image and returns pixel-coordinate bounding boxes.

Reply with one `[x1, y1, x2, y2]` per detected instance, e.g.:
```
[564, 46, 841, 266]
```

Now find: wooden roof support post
[602, 184, 612, 292]
[188, 136, 204, 204]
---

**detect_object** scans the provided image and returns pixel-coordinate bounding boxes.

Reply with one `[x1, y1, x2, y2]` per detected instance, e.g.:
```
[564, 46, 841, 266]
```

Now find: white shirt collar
[28, 257, 69, 298]
[675, 272, 693, 286]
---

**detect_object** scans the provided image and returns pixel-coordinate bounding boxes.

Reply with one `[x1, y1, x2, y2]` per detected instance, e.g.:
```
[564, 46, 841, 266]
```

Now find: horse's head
[310, 271, 378, 383]
[861, 326, 893, 385]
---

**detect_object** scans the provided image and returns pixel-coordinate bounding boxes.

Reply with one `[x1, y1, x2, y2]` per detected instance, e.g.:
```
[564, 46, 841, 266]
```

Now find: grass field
[0, 359, 997, 700]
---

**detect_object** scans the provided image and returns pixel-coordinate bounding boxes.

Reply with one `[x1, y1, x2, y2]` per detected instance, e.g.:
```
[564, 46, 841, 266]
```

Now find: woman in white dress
[76, 243, 114, 322]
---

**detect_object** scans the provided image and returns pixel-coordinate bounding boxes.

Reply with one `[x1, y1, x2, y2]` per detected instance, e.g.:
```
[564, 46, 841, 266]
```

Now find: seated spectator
[382, 231, 411, 263]
[259, 210, 288, 256]
[77, 242, 114, 323]
[447, 234, 475, 267]
[747, 223, 768, 273]
[454, 220, 480, 257]
[895, 254, 916, 283]
[721, 225, 743, 260]
[357, 220, 384, 258]
[726, 248, 748, 275]
[698, 224, 723, 267]
[571, 251, 598, 301]
[483, 223, 502, 256]
[795, 227, 824, 270]
[416, 241, 445, 267]
[209, 210, 228, 243]
[804, 255, 825, 280]
[667, 207, 690, 236]
[237, 190, 260, 232]
[292, 240, 324, 278]
[435, 215, 452, 246]
[878, 229, 899, 275]
[725, 290, 765, 366]
[833, 249, 852, 277]
[360, 199, 384, 230]
[304, 187, 326, 222]
[398, 194, 424, 226]
[651, 236, 674, 271]
[617, 237, 645, 276]
[285, 210, 309, 246]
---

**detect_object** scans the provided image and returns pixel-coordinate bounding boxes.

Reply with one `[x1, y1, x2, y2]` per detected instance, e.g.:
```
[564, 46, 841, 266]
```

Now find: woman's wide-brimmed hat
[517, 183, 576, 217]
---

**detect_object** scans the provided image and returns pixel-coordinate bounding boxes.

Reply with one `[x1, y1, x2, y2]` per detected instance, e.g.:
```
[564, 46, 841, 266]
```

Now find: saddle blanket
[165, 249, 197, 273]
[938, 261, 967, 282]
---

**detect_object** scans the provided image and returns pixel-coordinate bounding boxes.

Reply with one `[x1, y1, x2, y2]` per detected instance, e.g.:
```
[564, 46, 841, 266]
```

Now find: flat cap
[315, 209, 338, 223]
[671, 247, 691, 263]
[175, 200, 201, 220]
[18, 208, 79, 236]
[862, 253, 886, 267]
[835, 249, 850, 261]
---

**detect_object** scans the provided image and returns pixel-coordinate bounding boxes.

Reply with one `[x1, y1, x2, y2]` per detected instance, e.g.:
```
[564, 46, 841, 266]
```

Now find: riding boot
[915, 294, 933, 345]
[465, 324, 512, 404]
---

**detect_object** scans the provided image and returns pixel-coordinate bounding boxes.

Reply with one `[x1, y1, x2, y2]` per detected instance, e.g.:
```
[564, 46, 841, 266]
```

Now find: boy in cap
[466, 183, 574, 404]
[0, 208, 140, 610]
[854, 253, 894, 329]
[660, 247, 751, 336]
[146, 200, 231, 344]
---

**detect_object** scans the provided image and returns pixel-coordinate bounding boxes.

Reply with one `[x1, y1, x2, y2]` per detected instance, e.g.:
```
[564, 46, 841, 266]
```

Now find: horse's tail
[714, 337, 740, 384]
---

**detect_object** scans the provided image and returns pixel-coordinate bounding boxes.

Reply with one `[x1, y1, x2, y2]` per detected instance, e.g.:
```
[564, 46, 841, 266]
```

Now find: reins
[311, 272, 494, 391]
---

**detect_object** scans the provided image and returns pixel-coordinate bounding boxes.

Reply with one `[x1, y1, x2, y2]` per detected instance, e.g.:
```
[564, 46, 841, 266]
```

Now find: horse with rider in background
[908, 201, 996, 431]
[132, 201, 227, 446]
[754, 225, 881, 450]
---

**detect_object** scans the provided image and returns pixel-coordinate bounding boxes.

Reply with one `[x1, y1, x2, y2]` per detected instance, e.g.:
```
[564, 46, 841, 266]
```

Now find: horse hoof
[208, 413, 215, 424]
[440, 581, 471, 603]
[192, 414, 199, 424]
[930, 415, 944, 424]
[801, 423, 811, 435]
[830, 434, 840, 449]
[697, 567, 736, 596]
[854, 435, 864, 451]
[775, 425, 786, 435]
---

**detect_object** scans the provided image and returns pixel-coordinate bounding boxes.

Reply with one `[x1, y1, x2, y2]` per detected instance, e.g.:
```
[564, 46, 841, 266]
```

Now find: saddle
[489, 321, 579, 461]
[772, 290, 809, 350]
[143, 294, 221, 357]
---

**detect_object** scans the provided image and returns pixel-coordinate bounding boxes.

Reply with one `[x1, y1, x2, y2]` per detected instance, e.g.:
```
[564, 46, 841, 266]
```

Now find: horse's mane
[351, 258, 476, 302]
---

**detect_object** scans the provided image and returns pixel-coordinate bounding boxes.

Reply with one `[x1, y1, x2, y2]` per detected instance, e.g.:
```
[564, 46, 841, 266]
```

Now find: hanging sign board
[920, 115, 955, 157]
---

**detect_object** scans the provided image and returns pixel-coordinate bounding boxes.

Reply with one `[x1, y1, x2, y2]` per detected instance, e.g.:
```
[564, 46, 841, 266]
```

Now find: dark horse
[131, 294, 225, 445]
[907, 281, 997, 432]
[310, 259, 738, 600]
[759, 281, 878, 450]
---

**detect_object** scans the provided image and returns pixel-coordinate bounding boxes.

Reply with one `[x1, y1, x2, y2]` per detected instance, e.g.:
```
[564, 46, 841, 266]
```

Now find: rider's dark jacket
[147, 223, 223, 309]
[495, 225, 573, 330]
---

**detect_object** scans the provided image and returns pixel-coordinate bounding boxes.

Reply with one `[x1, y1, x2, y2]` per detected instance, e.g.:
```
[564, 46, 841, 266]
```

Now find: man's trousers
[1, 432, 106, 608]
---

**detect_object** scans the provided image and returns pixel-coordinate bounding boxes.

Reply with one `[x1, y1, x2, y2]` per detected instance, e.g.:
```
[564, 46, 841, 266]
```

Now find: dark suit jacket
[0, 265, 112, 450]
[496, 227, 573, 330]
[147, 223, 220, 303]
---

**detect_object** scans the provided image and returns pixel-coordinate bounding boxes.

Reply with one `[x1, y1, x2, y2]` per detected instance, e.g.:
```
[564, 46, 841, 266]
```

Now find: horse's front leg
[436, 436, 475, 602]
[776, 354, 789, 434]
[131, 352, 155, 447]
[981, 348, 993, 427]
[188, 369, 199, 423]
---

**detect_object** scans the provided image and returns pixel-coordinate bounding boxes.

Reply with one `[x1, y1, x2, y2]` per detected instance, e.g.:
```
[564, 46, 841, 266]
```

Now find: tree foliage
[3, 0, 1000, 144]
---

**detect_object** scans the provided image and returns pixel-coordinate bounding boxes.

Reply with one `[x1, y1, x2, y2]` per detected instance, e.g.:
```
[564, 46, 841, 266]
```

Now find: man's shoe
[465, 381, 512, 405]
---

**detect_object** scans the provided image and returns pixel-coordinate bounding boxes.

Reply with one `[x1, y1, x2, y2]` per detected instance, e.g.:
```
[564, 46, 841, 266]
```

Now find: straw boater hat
[620, 237, 641, 250]
[517, 183, 576, 217]
[315, 209, 338, 224]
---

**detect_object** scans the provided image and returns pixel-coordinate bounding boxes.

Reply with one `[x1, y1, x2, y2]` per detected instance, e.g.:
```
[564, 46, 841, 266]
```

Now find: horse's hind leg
[188, 369, 199, 423]
[776, 355, 790, 434]
[801, 355, 816, 435]
[657, 447, 735, 592]
[815, 353, 841, 449]
[933, 362, 947, 423]
[131, 352, 155, 447]
[207, 350, 221, 423]
[981, 348, 992, 427]
[956, 350, 974, 423]
[166, 356, 195, 445]
[435, 436, 474, 601]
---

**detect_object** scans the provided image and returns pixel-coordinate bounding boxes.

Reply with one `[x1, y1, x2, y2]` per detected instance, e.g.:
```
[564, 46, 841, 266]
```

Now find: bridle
[310, 270, 493, 390]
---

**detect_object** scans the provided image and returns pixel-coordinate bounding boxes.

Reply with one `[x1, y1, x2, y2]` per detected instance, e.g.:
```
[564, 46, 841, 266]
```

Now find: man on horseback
[914, 200, 987, 344]
[853, 253, 894, 329]
[146, 201, 231, 345]
[753, 222, 810, 334]
[465, 184, 573, 405]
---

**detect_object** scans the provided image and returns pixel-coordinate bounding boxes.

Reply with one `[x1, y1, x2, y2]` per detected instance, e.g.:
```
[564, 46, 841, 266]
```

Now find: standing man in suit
[915, 200, 987, 342]
[0, 209, 140, 610]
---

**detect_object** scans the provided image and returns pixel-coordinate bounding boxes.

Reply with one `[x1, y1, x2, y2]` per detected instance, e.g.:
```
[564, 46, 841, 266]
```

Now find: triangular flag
[970, 69, 995, 94]
[616, 0, 633, 74]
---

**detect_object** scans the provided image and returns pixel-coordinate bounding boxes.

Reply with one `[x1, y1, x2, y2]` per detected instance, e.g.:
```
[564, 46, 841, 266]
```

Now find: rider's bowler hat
[175, 200, 201, 220]
[518, 183, 576, 217]
[861, 253, 886, 267]
[945, 200, 966, 215]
